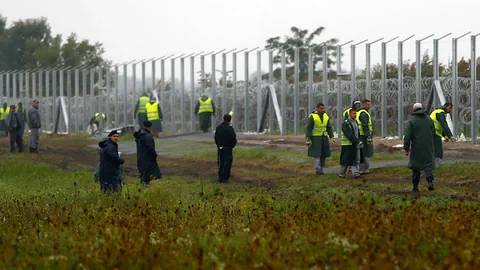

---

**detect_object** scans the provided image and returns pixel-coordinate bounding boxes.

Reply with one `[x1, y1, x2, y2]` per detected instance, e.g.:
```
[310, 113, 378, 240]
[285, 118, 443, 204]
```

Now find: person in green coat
[16, 102, 27, 137]
[134, 92, 150, 127]
[356, 99, 373, 174]
[404, 103, 436, 192]
[195, 94, 216, 133]
[429, 102, 454, 167]
[339, 107, 362, 178]
[305, 103, 334, 175]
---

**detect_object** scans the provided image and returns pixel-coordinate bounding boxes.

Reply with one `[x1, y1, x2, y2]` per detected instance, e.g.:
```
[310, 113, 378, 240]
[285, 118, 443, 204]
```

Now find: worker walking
[0, 102, 10, 136]
[145, 97, 163, 136]
[5, 105, 23, 153]
[305, 103, 334, 175]
[89, 113, 106, 135]
[343, 100, 361, 120]
[404, 103, 436, 192]
[99, 130, 125, 193]
[134, 92, 150, 127]
[134, 121, 161, 184]
[357, 99, 373, 174]
[17, 102, 27, 137]
[28, 100, 41, 153]
[429, 102, 454, 167]
[195, 94, 216, 133]
[339, 107, 362, 178]
[215, 114, 237, 183]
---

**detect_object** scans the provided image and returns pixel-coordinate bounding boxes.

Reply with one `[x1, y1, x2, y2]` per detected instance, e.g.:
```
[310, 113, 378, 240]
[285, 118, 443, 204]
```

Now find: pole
[123, 64, 128, 126]
[281, 49, 287, 135]
[336, 45, 342, 138]
[268, 50, 274, 132]
[232, 53, 238, 131]
[381, 42, 387, 137]
[471, 35, 477, 144]
[244, 51, 249, 132]
[222, 53, 227, 118]
[323, 45, 328, 110]
[308, 47, 313, 112]
[190, 56, 195, 132]
[398, 41, 404, 138]
[294, 47, 300, 135]
[366, 43, 371, 100]
[452, 38, 458, 138]
[171, 58, 176, 132]
[351, 44, 356, 101]
[415, 40, 422, 103]
[180, 57, 185, 133]
[257, 50, 262, 132]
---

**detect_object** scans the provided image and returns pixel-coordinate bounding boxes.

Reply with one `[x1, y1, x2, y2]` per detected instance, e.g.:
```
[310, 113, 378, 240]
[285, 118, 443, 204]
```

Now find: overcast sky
[3, 0, 479, 80]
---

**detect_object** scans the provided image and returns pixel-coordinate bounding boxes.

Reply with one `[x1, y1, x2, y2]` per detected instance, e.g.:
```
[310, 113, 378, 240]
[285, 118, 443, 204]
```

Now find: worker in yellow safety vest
[195, 94, 216, 133]
[356, 99, 373, 175]
[430, 102, 454, 167]
[305, 103, 334, 175]
[135, 92, 150, 126]
[145, 98, 163, 136]
[339, 107, 362, 178]
[0, 102, 11, 136]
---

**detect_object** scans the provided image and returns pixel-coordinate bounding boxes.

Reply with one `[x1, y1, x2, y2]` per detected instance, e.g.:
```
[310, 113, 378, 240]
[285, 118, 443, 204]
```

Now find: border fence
[0, 32, 479, 143]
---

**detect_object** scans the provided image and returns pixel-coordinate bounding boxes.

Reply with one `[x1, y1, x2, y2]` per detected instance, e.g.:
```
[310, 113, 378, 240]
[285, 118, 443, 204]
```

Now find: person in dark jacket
[99, 130, 125, 193]
[429, 102, 454, 167]
[195, 94, 216, 133]
[5, 105, 23, 153]
[17, 102, 27, 137]
[305, 103, 334, 175]
[28, 100, 41, 153]
[215, 114, 237, 183]
[134, 121, 161, 184]
[405, 103, 436, 192]
[339, 107, 361, 178]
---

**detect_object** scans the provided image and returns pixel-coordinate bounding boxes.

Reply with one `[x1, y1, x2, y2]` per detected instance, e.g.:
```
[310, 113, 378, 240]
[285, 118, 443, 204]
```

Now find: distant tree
[265, 26, 338, 81]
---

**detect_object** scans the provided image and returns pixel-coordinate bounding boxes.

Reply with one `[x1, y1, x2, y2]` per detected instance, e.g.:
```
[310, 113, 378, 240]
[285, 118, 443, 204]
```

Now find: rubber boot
[427, 177, 435, 191]
[412, 178, 420, 192]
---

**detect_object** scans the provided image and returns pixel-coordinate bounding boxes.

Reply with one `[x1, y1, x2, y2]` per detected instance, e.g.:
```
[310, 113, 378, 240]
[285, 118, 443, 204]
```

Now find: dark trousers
[9, 130, 23, 152]
[412, 168, 434, 185]
[100, 182, 121, 194]
[218, 147, 233, 183]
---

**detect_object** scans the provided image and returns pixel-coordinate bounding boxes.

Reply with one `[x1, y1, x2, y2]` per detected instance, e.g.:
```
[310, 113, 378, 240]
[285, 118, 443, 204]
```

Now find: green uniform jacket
[432, 106, 452, 159]
[404, 109, 436, 171]
[358, 107, 374, 158]
[305, 111, 333, 158]
[340, 119, 361, 166]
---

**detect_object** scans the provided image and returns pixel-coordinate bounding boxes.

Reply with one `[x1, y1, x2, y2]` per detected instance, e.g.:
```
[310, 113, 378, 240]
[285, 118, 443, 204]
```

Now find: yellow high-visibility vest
[356, 109, 373, 136]
[343, 108, 351, 120]
[138, 96, 150, 113]
[94, 113, 106, 122]
[341, 120, 353, 146]
[146, 102, 160, 121]
[198, 98, 213, 114]
[310, 113, 329, 137]
[430, 109, 446, 137]
[0, 107, 10, 120]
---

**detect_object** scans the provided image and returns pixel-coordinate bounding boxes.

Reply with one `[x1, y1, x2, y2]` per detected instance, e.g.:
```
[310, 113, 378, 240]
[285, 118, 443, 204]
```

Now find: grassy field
[0, 135, 480, 269]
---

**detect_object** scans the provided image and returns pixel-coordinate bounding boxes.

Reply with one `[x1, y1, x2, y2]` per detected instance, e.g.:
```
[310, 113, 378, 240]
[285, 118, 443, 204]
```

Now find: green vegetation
[0, 136, 480, 268]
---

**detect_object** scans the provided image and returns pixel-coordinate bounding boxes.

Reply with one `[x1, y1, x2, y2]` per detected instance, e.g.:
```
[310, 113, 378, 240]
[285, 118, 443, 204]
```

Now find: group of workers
[96, 92, 222, 193]
[96, 89, 454, 193]
[0, 100, 41, 153]
[306, 99, 454, 192]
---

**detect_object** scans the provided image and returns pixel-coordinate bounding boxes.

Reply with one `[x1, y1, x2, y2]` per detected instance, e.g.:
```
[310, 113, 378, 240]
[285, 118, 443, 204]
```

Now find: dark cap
[143, 121, 152, 128]
[10, 105, 15, 108]
[108, 130, 118, 137]
[33, 100, 39, 103]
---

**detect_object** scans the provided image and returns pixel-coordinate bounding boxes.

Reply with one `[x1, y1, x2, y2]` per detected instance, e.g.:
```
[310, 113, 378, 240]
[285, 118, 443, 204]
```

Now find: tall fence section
[1, 33, 480, 143]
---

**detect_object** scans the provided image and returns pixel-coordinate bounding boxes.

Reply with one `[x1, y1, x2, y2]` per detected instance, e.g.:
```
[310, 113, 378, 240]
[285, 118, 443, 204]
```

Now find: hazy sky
[2, 0, 479, 78]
